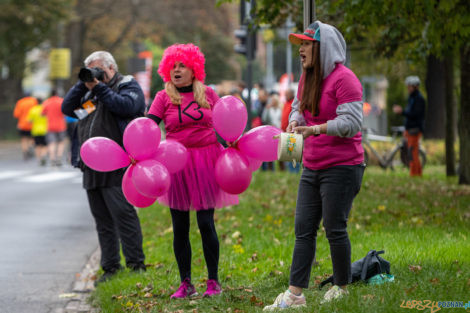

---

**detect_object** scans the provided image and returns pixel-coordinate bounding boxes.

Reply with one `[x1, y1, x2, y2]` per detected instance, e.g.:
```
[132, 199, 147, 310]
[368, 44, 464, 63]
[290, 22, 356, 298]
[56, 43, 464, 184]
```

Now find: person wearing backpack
[264, 21, 365, 310]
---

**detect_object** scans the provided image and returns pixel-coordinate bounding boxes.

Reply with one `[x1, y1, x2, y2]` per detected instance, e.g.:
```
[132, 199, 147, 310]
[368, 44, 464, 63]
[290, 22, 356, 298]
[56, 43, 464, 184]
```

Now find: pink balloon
[152, 140, 188, 173]
[215, 148, 252, 195]
[237, 125, 282, 161]
[80, 137, 130, 172]
[213, 96, 247, 142]
[246, 155, 263, 172]
[123, 117, 161, 160]
[132, 159, 171, 198]
[122, 166, 156, 208]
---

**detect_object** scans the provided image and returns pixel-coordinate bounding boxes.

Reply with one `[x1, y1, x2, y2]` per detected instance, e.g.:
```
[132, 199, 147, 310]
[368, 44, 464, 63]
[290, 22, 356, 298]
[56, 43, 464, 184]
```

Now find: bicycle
[362, 126, 426, 170]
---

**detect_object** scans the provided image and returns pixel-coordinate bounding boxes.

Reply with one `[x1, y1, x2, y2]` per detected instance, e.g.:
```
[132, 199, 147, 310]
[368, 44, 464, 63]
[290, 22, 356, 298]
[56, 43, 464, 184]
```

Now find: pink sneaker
[170, 278, 198, 299]
[203, 279, 222, 297]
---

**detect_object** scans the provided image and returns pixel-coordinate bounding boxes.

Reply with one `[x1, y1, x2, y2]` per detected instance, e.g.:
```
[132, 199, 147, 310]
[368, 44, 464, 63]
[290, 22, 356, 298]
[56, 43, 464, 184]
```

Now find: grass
[91, 165, 470, 313]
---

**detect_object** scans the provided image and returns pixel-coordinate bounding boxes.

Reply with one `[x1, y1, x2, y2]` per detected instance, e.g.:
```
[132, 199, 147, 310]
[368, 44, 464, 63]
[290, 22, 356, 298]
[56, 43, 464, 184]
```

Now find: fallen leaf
[362, 294, 375, 301]
[58, 293, 78, 298]
[142, 283, 154, 293]
[251, 267, 258, 273]
[143, 292, 153, 298]
[136, 282, 142, 289]
[408, 265, 422, 273]
[404, 284, 418, 295]
[232, 231, 241, 239]
[429, 278, 439, 285]
[244, 288, 253, 293]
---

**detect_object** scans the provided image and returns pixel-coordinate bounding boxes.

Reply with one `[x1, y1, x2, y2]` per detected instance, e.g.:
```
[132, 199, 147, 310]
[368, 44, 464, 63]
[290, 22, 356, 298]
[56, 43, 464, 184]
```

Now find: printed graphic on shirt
[178, 101, 204, 122]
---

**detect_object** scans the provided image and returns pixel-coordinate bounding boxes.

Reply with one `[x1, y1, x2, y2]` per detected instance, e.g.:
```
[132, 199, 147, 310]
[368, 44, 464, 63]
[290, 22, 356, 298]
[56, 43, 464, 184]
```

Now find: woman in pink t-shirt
[148, 44, 237, 299]
[264, 21, 366, 310]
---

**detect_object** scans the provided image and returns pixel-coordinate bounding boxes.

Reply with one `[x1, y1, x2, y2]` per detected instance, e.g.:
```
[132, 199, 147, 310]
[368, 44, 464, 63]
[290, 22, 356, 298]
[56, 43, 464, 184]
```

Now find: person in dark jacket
[62, 51, 146, 284]
[393, 76, 426, 176]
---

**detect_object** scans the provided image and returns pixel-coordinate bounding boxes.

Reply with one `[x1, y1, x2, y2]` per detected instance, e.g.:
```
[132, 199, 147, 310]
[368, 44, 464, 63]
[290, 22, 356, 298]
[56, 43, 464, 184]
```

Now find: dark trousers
[170, 209, 219, 282]
[289, 164, 365, 288]
[86, 186, 145, 272]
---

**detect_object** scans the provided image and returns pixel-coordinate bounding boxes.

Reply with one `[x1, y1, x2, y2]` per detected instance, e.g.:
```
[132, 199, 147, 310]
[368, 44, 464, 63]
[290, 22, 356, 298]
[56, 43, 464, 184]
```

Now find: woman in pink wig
[147, 43, 237, 298]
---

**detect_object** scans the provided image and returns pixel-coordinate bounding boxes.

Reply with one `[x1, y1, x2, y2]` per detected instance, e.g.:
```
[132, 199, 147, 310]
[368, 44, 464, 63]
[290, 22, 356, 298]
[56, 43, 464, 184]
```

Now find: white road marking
[17, 171, 80, 183]
[0, 171, 33, 180]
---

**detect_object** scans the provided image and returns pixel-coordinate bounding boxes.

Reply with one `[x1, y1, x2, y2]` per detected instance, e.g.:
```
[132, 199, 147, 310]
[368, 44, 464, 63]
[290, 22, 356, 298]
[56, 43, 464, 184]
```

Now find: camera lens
[78, 68, 94, 82]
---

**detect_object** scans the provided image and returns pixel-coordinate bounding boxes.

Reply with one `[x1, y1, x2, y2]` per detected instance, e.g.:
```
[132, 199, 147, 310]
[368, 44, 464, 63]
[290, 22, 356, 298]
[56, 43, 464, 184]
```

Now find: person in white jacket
[262, 94, 282, 129]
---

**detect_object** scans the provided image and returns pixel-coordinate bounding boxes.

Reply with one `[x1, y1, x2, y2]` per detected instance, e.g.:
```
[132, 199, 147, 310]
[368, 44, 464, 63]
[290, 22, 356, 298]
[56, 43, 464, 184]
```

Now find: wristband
[312, 125, 321, 136]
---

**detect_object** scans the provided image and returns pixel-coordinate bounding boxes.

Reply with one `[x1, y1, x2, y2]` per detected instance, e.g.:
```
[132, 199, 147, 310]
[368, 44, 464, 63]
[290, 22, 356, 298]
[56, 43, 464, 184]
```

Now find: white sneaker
[263, 289, 307, 311]
[320, 285, 348, 303]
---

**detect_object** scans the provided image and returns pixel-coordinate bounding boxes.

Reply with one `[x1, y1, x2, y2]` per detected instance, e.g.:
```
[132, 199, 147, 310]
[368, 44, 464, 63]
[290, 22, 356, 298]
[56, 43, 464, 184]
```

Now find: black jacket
[403, 90, 426, 132]
[62, 73, 145, 189]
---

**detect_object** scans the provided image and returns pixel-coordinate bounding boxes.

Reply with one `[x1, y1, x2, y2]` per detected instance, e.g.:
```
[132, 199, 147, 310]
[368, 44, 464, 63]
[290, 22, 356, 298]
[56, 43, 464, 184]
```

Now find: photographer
[62, 51, 146, 284]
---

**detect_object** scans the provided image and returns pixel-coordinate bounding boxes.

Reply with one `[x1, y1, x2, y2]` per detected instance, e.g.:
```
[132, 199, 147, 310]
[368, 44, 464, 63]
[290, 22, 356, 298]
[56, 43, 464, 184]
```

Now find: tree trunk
[444, 53, 456, 176]
[424, 54, 446, 139]
[64, 18, 87, 91]
[0, 77, 23, 138]
[459, 44, 470, 185]
[0, 56, 25, 138]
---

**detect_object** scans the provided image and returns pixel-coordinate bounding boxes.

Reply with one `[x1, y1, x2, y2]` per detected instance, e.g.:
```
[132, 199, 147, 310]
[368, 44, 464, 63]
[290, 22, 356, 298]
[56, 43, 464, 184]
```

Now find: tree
[0, 0, 71, 108]
[329, 0, 470, 183]
[222, 0, 470, 183]
[63, 0, 238, 90]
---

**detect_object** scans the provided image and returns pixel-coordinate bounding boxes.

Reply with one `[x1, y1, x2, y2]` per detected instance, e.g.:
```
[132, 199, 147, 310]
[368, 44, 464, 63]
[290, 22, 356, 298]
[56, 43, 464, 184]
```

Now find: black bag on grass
[319, 250, 391, 289]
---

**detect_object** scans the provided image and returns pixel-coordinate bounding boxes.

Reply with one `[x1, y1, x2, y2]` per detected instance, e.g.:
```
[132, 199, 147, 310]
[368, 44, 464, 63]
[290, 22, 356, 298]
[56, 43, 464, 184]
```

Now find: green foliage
[92, 166, 469, 312]
[0, 0, 71, 75]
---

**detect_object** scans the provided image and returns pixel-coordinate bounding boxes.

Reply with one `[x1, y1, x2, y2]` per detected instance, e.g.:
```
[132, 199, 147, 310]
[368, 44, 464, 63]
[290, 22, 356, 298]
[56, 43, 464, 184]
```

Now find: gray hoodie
[289, 21, 363, 138]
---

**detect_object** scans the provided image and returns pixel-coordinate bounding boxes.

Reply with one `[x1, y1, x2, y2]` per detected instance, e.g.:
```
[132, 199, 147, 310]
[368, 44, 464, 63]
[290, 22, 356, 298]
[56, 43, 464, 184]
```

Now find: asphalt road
[0, 142, 98, 313]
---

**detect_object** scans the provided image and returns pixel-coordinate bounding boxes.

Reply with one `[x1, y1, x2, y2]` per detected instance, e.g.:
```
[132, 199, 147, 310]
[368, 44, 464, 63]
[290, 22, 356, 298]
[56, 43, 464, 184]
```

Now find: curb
[55, 248, 101, 313]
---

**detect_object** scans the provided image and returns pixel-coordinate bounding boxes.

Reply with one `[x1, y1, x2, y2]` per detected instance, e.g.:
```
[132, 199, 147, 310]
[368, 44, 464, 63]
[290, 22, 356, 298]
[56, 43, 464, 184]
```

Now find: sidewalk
[54, 248, 100, 313]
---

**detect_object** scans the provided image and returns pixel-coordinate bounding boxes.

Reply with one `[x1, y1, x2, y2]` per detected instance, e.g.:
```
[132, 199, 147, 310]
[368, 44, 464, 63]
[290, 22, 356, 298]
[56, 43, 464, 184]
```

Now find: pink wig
[158, 43, 206, 83]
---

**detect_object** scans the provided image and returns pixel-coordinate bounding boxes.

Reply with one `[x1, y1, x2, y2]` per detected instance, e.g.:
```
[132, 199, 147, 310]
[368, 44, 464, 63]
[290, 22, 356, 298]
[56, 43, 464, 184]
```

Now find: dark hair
[300, 42, 322, 116]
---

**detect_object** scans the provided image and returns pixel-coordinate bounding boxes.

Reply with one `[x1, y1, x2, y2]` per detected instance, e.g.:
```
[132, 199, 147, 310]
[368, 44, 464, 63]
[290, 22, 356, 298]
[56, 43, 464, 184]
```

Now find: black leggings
[170, 209, 219, 282]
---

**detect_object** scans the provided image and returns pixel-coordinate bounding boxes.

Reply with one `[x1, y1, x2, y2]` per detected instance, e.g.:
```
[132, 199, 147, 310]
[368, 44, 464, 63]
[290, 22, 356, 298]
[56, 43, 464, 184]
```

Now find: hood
[316, 21, 347, 78]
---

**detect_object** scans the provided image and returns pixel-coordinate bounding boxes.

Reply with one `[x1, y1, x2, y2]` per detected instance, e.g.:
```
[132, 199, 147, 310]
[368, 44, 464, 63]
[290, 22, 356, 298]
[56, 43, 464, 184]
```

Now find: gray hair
[84, 51, 118, 71]
[405, 76, 420, 87]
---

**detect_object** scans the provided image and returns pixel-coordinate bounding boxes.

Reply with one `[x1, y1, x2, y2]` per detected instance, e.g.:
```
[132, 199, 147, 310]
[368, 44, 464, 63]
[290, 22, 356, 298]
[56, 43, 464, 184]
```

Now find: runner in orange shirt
[13, 93, 37, 160]
[42, 90, 66, 166]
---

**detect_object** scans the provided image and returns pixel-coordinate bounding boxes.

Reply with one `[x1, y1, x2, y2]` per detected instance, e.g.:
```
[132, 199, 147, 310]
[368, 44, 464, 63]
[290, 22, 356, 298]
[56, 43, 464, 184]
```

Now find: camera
[78, 67, 105, 82]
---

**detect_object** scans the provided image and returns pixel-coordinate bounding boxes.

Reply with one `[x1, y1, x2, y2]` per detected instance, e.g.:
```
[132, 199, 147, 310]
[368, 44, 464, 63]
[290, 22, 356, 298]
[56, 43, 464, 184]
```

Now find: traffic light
[234, 26, 257, 60]
[234, 26, 248, 55]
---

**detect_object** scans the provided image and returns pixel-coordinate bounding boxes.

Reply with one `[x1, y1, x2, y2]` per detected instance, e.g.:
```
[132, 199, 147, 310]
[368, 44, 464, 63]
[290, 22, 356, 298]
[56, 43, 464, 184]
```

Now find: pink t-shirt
[299, 64, 364, 170]
[148, 87, 219, 148]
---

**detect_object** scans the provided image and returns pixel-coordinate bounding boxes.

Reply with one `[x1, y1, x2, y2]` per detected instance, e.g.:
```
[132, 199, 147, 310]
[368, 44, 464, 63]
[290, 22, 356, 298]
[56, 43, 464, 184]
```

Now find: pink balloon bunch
[80, 117, 188, 207]
[213, 96, 281, 195]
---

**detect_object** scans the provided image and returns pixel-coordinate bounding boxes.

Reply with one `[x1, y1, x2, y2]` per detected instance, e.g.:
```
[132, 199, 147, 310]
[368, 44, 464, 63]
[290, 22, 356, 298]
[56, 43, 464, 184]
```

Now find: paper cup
[277, 132, 303, 163]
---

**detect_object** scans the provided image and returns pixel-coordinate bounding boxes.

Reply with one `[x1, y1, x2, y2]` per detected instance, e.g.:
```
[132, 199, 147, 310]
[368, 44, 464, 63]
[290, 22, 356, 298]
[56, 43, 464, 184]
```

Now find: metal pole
[245, 0, 256, 130]
[55, 22, 65, 97]
[303, 0, 316, 29]
[286, 16, 294, 87]
[265, 40, 274, 91]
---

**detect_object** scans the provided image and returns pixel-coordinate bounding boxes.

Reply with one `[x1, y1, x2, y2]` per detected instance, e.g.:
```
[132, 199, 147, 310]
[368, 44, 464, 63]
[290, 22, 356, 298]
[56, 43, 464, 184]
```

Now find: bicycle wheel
[400, 147, 427, 169]
[363, 149, 369, 166]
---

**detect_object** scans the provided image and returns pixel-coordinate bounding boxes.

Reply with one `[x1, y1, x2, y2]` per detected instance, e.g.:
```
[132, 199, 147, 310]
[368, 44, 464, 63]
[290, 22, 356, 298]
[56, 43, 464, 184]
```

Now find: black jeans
[289, 164, 365, 288]
[170, 209, 219, 282]
[86, 186, 145, 272]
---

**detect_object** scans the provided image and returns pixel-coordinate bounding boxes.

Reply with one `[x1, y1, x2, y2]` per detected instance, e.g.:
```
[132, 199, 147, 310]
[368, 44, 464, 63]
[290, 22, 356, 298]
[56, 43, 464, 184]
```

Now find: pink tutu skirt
[157, 142, 239, 211]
